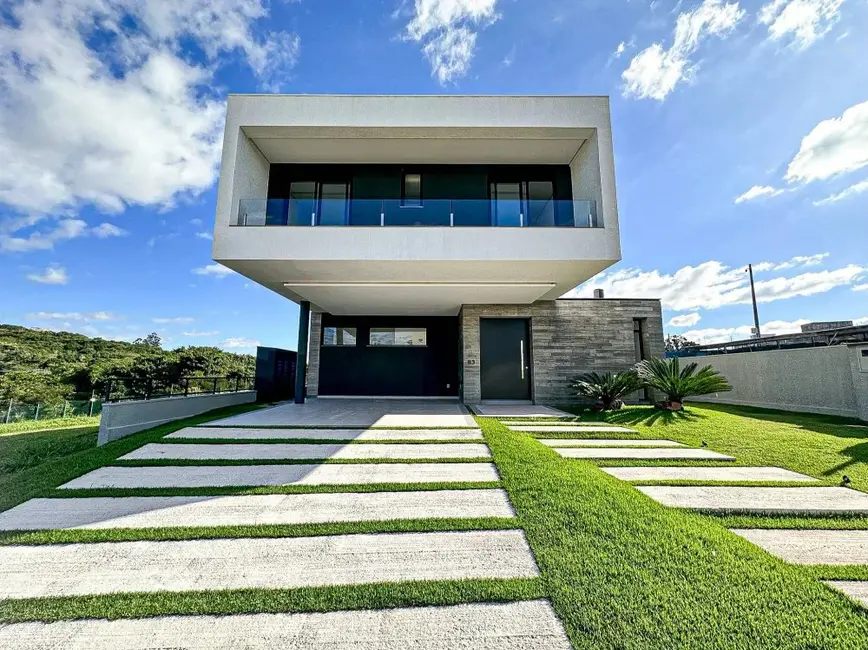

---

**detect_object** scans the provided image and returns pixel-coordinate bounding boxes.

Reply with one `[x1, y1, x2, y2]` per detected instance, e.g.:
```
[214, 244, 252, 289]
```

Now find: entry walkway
[208, 398, 477, 428]
[0, 400, 570, 647]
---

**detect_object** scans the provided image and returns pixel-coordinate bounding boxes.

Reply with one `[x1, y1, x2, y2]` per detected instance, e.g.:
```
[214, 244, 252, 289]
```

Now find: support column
[295, 301, 310, 404]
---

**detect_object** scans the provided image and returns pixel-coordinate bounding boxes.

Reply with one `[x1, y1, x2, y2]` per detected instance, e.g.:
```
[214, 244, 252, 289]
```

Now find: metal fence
[103, 375, 255, 403]
[3, 397, 102, 424]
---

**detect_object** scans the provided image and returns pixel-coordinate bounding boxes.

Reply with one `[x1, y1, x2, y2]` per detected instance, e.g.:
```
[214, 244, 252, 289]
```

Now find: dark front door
[480, 318, 531, 400]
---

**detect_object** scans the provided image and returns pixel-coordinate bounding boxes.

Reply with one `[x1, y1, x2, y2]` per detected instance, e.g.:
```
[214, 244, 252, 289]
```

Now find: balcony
[236, 198, 602, 229]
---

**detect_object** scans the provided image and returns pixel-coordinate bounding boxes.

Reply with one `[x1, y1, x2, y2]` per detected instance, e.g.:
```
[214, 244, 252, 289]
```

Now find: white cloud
[190, 218, 203, 226]
[195, 231, 213, 240]
[622, 0, 745, 101]
[0, 0, 298, 228]
[734, 185, 786, 203]
[754, 252, 829, 271]
[668, 312, 702, 327]
[92, 222, 129, 238]
[182, 329, 220, 336]
[786, 100, 868, 183]
[814, 178, 868, 205]
[192, 263, 235, 278]
[152, 317, 195, 324]
[402, 0, 499, 84]
[854, 283, 868, 292]
[27, 311, 118, 322]
[682, 318, 813, 344]
[221, 336, 261, 350]
[758, 0, 844, 48]
[567, 256, 865, 311]
[26, 265, 69, 285]
[1, 219, 88, 252]
[614, 41, 627, 58]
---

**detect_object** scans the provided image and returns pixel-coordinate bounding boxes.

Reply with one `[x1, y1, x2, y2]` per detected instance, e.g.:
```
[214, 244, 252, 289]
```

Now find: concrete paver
[59, 463, 501, 489]
[538, 439, 683, 448]
[509, 425, 636, 433]
[602, 466, 817, 482]
[640, 486, 868, 514]
[470, 404, 571, 418]
[825, 581, 868, 608]
[0, 490, 515, 531]
[731, 529, 868, 564]
[120, 443, 490, 461]
[0, 530, 540, 599]
[169, 427, 483, 441]
[208, 399, 476, 428]
[0, 600, 573, 649]
[555, 448, 735, 460]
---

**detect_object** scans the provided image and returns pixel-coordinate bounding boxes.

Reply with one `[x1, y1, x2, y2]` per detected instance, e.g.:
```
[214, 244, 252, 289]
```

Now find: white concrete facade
[212, 95, 621, 315]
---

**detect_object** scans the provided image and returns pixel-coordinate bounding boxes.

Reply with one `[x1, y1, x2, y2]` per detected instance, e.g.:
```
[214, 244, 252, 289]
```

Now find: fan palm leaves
[635, 357, 732, 403]
[570, 370, 643, 410]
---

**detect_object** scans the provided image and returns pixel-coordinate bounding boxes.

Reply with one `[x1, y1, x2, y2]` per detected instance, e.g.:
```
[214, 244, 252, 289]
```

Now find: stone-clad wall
[306, 312, 323, 397]
[460, 299, 664, 404]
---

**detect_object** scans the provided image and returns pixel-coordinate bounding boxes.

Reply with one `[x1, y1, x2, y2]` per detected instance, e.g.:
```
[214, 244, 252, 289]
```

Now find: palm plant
[635, 357, 731, 409]
[570, 370, 643, 411]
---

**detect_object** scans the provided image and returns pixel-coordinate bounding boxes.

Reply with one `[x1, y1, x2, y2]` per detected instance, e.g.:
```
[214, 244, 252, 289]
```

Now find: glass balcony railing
[235, 199, 602, 228]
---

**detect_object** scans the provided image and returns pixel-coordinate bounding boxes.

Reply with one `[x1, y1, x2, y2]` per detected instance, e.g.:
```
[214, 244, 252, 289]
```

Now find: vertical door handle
[520, 340, 525, 379]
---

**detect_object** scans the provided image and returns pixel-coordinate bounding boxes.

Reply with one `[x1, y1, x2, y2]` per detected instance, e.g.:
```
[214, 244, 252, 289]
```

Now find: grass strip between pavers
[0, 403, 265, 513]
[0, 516, 519, 545]
[476, 416, 868, 649]
[112, 457, 492, 467]
[47, 481, 503, 499]
[195, 424, 481, 430]
[712, 514, 868, 529]
[0, 578, 544, 623]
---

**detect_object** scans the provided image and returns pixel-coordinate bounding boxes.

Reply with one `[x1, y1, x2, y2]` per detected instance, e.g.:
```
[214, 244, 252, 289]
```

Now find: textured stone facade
[460, 299, 664, 404]
[306, 312, 323, 397]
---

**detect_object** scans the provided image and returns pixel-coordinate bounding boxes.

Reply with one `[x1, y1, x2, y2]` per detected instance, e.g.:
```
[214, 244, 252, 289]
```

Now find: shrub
[570, 370, 643, 411]
[635, 357, 731, 409]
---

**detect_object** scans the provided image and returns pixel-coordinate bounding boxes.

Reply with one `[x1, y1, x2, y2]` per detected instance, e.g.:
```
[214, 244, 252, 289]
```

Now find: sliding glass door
[490, 180, 555, 227]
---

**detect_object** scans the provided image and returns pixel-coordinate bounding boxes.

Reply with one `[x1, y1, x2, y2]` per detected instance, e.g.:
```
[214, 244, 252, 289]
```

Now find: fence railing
[103, 375, 255, 403]
[3, 397, 102, 424]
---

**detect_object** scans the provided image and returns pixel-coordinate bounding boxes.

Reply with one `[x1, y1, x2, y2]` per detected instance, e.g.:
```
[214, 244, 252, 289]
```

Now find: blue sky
[1, 0, 866, 352]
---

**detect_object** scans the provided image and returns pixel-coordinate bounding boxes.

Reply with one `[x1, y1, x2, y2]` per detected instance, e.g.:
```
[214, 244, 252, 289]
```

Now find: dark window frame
[401, 172, 423, 208]
[368, 327, 428, 347]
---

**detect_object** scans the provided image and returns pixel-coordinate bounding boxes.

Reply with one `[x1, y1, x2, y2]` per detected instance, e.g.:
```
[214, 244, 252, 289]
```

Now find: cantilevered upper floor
[212, 94, 621, 315]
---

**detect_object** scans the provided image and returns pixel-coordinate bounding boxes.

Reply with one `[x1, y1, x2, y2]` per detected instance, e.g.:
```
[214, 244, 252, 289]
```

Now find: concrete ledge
[98, 392, 257, 445]
[0, 600, 573, 649]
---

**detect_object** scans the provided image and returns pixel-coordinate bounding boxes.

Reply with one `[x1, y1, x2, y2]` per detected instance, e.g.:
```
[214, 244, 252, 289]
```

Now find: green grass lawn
[479, 416, 868, 649]
[1, 420, 99, 477]
[551, 403, 868, 491]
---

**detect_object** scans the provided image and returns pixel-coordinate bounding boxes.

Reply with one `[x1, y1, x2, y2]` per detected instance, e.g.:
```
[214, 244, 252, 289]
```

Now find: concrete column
[295, 301, 310, 404]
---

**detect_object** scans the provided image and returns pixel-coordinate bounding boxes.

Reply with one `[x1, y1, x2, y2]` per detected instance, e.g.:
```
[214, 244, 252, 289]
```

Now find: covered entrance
[479, 318, 532, 400]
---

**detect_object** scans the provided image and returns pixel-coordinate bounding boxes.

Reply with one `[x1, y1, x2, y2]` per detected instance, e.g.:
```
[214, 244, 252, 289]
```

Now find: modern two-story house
[212, 95, 663, 404]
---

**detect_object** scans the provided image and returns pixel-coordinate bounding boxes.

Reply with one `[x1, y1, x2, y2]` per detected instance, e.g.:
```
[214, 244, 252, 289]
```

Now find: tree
[664, 334, 699, 352]
[134, 332, 162, 348]
[635, 357, 731, 409]
[570, 371, 643, 411]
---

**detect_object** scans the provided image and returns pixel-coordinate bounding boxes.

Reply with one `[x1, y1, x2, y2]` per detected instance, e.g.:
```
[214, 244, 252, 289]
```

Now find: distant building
[801, 321, 853, 333]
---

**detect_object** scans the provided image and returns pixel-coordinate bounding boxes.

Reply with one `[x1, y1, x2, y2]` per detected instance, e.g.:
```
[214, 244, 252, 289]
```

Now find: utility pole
[747, 264, 761, 339]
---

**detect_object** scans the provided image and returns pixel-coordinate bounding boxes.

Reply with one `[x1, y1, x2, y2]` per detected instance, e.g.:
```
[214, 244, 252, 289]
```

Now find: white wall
[98, 391, 257, 445]
[691, 345, 867, 421]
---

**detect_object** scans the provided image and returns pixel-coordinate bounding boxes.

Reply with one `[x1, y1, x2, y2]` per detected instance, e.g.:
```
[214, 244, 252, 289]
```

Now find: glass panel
[288, 182, 316, 226]
[323, 327, 357, 346]
[384, 199, 450, 226]
[402, 173, 422, 207]
[526, 181, 555, 227]
[318, 183, 349, 226]
[491, 182, 523, 227]
[369, 328, 427, 346]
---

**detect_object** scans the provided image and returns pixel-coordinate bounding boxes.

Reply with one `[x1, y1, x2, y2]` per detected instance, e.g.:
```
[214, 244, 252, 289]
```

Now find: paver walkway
[1, 400, 571, 647]
[602, 466, 817, 482]
[510, 425, 637, 433]
[730, 529, 868, 564]
[60, 463, 501, 489]
[539, 438, 684, 447]
[0, 490, 515, 530]
[169, 427, 484, 440]
[0, 600, 573, 649]
[638, 486, 868, 514]
[120, 442, 491, 461]
[555, 447, 735, 460]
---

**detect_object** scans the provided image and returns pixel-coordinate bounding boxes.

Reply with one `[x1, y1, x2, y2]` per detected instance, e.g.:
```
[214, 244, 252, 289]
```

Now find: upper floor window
[369, 327, 427, 347]
[401, 173, 422, 207]
[322, 327, 357, 346]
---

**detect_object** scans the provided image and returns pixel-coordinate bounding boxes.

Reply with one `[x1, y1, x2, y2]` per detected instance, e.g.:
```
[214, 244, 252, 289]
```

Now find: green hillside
[0, 325, 255, 403]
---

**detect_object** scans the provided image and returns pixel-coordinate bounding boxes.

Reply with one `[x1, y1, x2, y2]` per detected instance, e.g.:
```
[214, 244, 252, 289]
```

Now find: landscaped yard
[0, 417, 99, 478]
[1, 402, 867, 647]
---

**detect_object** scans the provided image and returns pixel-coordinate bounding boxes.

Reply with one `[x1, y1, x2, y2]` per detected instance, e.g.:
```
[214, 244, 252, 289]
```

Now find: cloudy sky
[1, 0, 866, 350]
